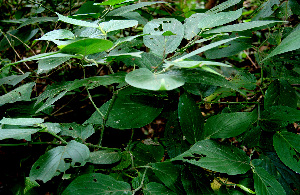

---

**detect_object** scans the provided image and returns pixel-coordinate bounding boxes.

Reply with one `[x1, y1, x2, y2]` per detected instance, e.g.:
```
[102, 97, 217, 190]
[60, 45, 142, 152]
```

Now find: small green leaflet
[0, 128, 40, 141]
[253, 167, 286, 195]
[60, 38, 113, 55]
[99, 20, 138, 32]
[172, 139, 251, 175]
[56, 13, 98, 28]
[37, 29, 75, 41]
[198, 8, 243, 29]
[144, 182, 177, 195]
[0, 117, 44, 126]
[273, 131, 300, 173]
[94, 0, 134, 6]
[30, 140, 90, 183]
[125, 68, 185, 91]
[0, 82, 35, 106]
[0, 72, 30, 86]
[88, 150, 121, 164]
[62, 173, 131, 195]
[204, 21, 285, 34]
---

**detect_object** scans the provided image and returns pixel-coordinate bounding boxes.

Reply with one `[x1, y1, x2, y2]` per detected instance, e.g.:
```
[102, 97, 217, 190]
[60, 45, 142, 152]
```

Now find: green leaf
[37, 29, 75, 41]
[30, 140, 90, 183]
[62, 173, 131, 195]
[37, 56, 71, 74]
[204, 21, 285, 34]
[0, 82, 35, 106]
[107, 2, 165, 16]
[264, 80, 297, 109]
[252, 0, 280, 20]
[132, 52, 163, 70]
[151, 162, 183, 193]
[167, 60, 231, 68]
[178, 93, 204, 144]
[273, 131, 300, 173]
[95, 0, 133, 6]
[111, 151, 132, 170]
[143, 18, 184, 56]
[88, 150, 121, 164]
[143, 182, 176, 195]
[199, 8, 242, 29]
[99, 20, 138, 32]
[260, 106, 300, 131]
[56, 13, 98, 28]
[253, 167, 286, 195]
[264, 28, 300, 60]
[18, 17, 58, 29]
[184, 13, 207, 40]
[60, 38, 113, 55]
[43, 123, 61, 134]
[172, 139, 251, 175]
[0, 118, 44, 126]
[130, 141, 164, 166]
[106, 88, 163, 129]
[0, 127, 40, 141]
[125, 68, 185, 91]
[205, 0, 242, 15]
[203, 111, 257, 139]
[60, 123, 95, 140]
[0, 72, 30, 86]
[175, 37, 240, 61]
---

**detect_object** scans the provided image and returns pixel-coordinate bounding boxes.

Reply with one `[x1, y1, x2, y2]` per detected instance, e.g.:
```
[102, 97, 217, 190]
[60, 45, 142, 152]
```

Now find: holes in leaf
[74, 162, 81, 166]
[69, 127, 73, 130]
[36, 166, 40, 169]
[64, 158, 72, 163]
[154, 24, 163, 31]
[93, 178, 97, 182]
[183, 153, 206, 161]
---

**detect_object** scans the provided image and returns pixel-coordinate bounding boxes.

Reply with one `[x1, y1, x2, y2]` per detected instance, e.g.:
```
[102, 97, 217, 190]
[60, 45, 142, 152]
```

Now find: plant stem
[40, 127, 68, 145]
[0, 142, 60, 147]
[199, 101, 260, 104]
[132, 167, 149, 195]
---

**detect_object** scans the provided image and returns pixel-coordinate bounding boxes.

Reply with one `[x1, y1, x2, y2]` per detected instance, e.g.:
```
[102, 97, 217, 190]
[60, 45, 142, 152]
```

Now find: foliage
[0, 0, 299, 194]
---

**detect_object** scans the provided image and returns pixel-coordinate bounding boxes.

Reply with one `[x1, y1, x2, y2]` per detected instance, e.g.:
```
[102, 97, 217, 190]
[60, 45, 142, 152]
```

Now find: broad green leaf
[204, 111, 257, 139]
[273, 131, 300, 173]
[99, 20, 138, 32]
[143, 182, 176, 195]
[56, 13, 98, 28]
[0, 72, 30, 86]
[178, 93, 204, 144]
[37, 56, 71, 74]
[111, 151, 132, 170]
[0, 82, 35, 106]
[143, 18, 184, 56]
[107, 2, 165, 16]
[30, 140, 90, 183]
[173, 139, 251, 175]
[241, 125, 262, 148]
[62, 173, 131, 195]
[264, 80, 297, 109]
[43, 123, 61, 134]
[264, 28, 300, 60]
[37, 29, 74, 41]
[167, 60, 231, 68]
[88, 150, 121, 164]
[0, 128, 40, 141]
[0, 118, 44, 126]
[125, 68, 185, 91]
[151, 162, 184, 193]
[106, 88, 163, 129]
[175, 37, 240, 61]
[199, 8, 243, 29]
[60, 123, 95, 140]
[204, 21, 285, 34]
[60, 38, 113, 55]
[205, 0, 241, 15]
[18, 17, 57, 29]
[130, 141, 164, 166]
[260, 106, 300, 131]
[253, 167, 286, 195]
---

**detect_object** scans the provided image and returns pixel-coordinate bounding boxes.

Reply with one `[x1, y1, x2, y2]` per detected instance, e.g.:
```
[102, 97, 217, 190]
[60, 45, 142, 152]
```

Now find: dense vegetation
[0, 0, 300, 194]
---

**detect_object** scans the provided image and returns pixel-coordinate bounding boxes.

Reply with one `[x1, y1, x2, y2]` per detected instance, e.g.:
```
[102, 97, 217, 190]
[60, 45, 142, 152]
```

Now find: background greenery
[0, 0, 299, 194]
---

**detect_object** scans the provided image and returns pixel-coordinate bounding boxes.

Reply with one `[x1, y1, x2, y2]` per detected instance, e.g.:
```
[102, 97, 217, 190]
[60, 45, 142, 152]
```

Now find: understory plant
[0, 0, 300, 194]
